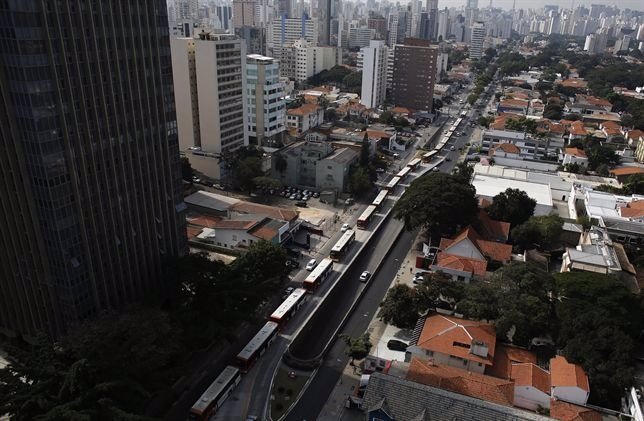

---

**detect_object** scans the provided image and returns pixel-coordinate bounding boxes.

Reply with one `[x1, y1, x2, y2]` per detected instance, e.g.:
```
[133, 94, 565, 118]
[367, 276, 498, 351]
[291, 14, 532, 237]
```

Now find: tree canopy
[342, 333, 373, 364]
[510, 214, 564, 251]
[392, 173, 479, 238]
[486, 188, 537, 228]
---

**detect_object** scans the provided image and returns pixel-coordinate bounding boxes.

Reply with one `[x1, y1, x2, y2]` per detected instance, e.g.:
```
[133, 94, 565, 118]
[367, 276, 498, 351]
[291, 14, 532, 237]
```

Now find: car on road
[387, 339, 409, 351]
[285, 259, 300, 269]
[450, 145, 455, 151]
[245, 416, 258, 421]
[376, 168, 385, 173]
[296, 201, 308, 207]
[359, 271, 371, 282]
[445, 157, 452, 161]
[306, 259, 317, 271]
[341, 223, 350, 233]
[282, 286, 295, 299]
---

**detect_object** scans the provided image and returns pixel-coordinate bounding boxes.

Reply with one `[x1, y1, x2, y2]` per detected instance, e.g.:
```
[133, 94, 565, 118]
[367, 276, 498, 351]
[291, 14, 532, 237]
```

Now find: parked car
[285, 259, 300, 269]
[359, 271, 371, 282]
[306, 259, 317, 271]
[341, 223, 350, 233]
[450, 146, 455, 151]
[387, 339, 408, 352]
[296, 201, 308, 207]
[313, 192, 320, 198]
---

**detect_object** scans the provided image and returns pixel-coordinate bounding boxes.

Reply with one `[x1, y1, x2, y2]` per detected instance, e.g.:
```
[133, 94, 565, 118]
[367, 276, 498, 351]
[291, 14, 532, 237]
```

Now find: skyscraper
[360, 41, 389, 109]
[426, 0, 438, 40]
[318, 0, 332, 45]
[245, 55, 286, 146]
[469, 21, 486, 59]
[0, 0, 187, 338]
[233, 0, 257, 29]
[391, 38, 438, 113]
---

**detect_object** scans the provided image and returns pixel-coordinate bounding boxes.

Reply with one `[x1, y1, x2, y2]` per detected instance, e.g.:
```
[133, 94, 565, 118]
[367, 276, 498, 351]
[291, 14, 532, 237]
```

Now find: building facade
[360, 41, 389, 109]
[0, 0, 186, 338]
[233, 0, 257, 28]
[245, 55, 286, 146]
[391, 38, 438, 112]
[171, 32, 248, 181]
[469, 21, 486, 59]
[278, 39, 337, 81]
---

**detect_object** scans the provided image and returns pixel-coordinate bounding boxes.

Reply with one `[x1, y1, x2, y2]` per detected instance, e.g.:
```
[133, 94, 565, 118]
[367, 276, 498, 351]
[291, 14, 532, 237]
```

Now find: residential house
[187, 214, 289, 250]
[565, 120, 589, 141]
[561, 226, 623, 276]
[510, 363, 551, 411]
[600, 121, 622, 141]
[362, 373, 553, 421]
[550, 400, 602, 421]
[286, 103, 324, 136]
[490, 143, 522, 159]
[609, 166, 644, 182]
[557, 78, 588, 90]
[406, 313, 496, 374]
[489, 113, 523, 130]
[497, 98, 530, 115]
[550, 356, 590, 406]
[477, 201, 511, 242]
[628, 130, 644, 156]
[481, 129, 560, 161]
[565, 94, 613, 116]
[561, 147, 588, 166]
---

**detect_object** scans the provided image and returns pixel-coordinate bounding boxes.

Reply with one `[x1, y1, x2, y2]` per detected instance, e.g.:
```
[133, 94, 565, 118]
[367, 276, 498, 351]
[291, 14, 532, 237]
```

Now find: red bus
[330, 229, 356, 262]
[407, 158, 421, 170]
[188, 365, 241, 421]
[236, 321, 279, 373]
[303, 257, 333, 292]
[422, 150, 439, 162]
[269, 288, 307, 326]
[371, 190, 388, 209]
[357, 205, 377, 229]
[384, 176, 400, 192]
[396, 166, 411, 181]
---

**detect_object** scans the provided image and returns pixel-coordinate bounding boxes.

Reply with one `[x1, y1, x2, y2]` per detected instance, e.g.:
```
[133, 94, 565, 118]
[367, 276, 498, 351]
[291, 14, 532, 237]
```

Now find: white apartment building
[269, 17, 318, 54]
[245, 54, 286, 147]
[469, 21, 485, 59]
[171, 32, 248, 181]
[360, 40, 388, 109]
[348, 27, 375, 49]
[278, 38, 337, 81]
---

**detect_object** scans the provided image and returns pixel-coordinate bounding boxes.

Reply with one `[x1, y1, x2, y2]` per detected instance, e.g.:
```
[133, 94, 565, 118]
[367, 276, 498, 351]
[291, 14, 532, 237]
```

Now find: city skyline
[429, 0, 644, 12]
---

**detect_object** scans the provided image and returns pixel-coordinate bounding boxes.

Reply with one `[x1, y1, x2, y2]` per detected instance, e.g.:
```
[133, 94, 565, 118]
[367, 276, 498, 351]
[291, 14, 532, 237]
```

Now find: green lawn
[269, 366, 310, 420]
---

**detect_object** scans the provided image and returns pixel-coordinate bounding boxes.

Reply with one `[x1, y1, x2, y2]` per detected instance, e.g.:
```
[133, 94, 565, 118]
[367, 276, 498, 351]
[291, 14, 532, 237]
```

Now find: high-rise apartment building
[368, 13, 388, 39]
[469, 21, 486, 59]
[278, 39, 338, 81]
[349, 27, 376, 49]
[233, 0, 257, 28]
[171, 32, 247, 181]
[318, 0, 332, 45]
[360, 41, 389, 109]
[0, 0, 187, 338]
[426, 0, 439, 40]
[245, 55, 286, 146]
[269, 17, 318, 55]
[391, 38, 438, 113]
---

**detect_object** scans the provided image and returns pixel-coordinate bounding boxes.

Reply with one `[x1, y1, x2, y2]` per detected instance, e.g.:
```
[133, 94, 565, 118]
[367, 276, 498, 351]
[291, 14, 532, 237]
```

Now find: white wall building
[279, 38, 338, 81]
[471, 174, 553, 216]
[171, 32, 248, 181]
[469, 21, 486, 59]
[269, 17, 318, 54]
[348, 27, 375, 49]
[245, 54, 286, 147]
[360, 40, 389, 109]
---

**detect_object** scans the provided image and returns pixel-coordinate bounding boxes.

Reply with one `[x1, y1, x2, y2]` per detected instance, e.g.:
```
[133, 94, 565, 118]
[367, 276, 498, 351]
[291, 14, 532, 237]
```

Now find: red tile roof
[627, 129, 644, 141]
[609, 166, 644, 177]
[550, 356, 590, 393]
[407, 359, 515, 407]
[186, 214, 222, 228]
[490, 113, 523, 130]
[488, 344, 537, 380]
[560, 78, 588, 89]
[187, 226, 203, 239]
[564, 147, 587, 158]
[390, 106, 411, 115]
[619, 200, 644, 218]
[287, 103, 322, 116]
[511, 363, 551, 394]
[500, 99, 529, 109]
[213, 219, 257, 230]
[416, 314, 496, 366]
[249, 223, 279, 241]
[576, 94, 612, 108]
[477, 208, 510, 242]
[495, 143, 521, 154]
[600, 120, 620, 129]
[435, 252, 488, 277]
[550, 400, 602, 421]
[440, 226, 512, 263]
[568, 121, 587, 137]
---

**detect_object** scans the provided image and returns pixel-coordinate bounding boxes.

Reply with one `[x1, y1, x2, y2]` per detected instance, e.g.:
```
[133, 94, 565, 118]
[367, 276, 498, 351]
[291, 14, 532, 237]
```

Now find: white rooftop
[472, 174, 553, 210]
[184, 191, 240, 211]
[482, 129, 526, 140]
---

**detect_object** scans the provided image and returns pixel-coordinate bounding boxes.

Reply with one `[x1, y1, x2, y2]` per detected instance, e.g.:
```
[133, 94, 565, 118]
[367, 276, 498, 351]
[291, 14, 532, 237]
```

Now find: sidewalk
[317, 233, 425, 421]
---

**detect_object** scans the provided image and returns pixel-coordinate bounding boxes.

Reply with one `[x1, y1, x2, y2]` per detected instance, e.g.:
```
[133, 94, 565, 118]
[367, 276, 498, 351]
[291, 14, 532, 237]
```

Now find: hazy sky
[440, 0, 644, 12]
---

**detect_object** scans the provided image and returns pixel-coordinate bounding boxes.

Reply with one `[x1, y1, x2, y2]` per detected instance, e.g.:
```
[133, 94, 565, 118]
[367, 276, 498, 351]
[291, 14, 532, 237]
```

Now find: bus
[422, 150, 439, 162]
[371, 189, 388, 209]
[384, 176, 401, 192]
[357, 205, 377, 230]
[396, 166, 411, 181]
[407, 158, 421, 170]
[330, 229, 356, 262]
[189, 366, 241, 421]
[269, 288, 307, 327]
[303, 257, 333, 292]
[236, 321, 279, 373]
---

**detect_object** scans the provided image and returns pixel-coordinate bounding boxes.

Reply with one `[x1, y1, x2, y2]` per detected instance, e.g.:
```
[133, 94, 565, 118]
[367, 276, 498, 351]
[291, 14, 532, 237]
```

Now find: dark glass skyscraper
[0, 0, 187, 339]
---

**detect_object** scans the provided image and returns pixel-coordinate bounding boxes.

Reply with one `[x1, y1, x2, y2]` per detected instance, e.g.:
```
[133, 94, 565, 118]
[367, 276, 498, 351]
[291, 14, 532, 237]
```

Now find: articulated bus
[236, 321, 279, 373]
[422, 150, 439, 162]
[384, 176, 401, 192]
[357, 205, 377, 229]
[330, 229, 356, 262]
[407, 158, 421, 170]
[269, 288, 307, 327]
[396, 166, 411, 181]
[371, 189, 388, 209]
[188, 366, 241, 421]
[303, 257, 333, 292]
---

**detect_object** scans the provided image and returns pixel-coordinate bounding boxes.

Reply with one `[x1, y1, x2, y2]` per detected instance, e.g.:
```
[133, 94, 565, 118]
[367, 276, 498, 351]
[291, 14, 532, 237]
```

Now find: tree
[467, 93, 478, 105]
[378, 284, 420, 329]
[586, 145, 620, 171]
[486, 188, 536, 228]
[342, 333, 373, 365]
[348, 166, 372, 197]
[511, 214, 564, 251]
[233, 156, 264, 192]
[415, 271, 465, 311]
[477, 116, 494, 128]
[392, 173, 479, 238]
[432, 98, 443, 110]
[181, 157, 193, 181]
[342, 71, 362, 93]
[543, 104, 563, 120]
[317, 95, 329, 108]
[378, 111, 394, 124]
[452, 162, 473, 184]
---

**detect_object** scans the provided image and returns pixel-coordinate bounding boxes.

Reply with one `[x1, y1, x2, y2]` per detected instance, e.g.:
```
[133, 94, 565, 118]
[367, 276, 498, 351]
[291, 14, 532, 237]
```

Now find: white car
[359, 271, 371, 282]
[341, 223, 350, 232]
[450, 146, 455, 151]
[306, 259, 317, 271]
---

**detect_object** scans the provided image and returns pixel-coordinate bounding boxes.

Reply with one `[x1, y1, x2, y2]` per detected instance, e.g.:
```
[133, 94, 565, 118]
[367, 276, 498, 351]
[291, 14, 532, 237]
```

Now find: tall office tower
[426, 0, 438, 40]
[391, 38, 438, 113]
[469, 21, 486, 59]
[349, 27, 376, 49]
[614, 34, 632, 54]
[547, 12, 561, 35]
[0, 0, 187, 338]
[234, 0, 257, 28]
[216, 5, 234, 30]
[386, 46, 395, 92]
[236, 26, 267, 55]
[387, 13, 399, 46]
[171, 33, 247, 181]
[419, 13, 431, 40]
[368, 13, 388, 39]
[269, 17, 318, 55]
[589, 4, 608, 19]
[360, 41, 389, 109]
[175, 0, 200, 20]
[318, 0, 332, 45]
[245, 55, 286, 146]
[397, 8, 412, 43]
[278, 0, 292, 17]
[437, 9, 449, 41]
[465, 0, 478, 26]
